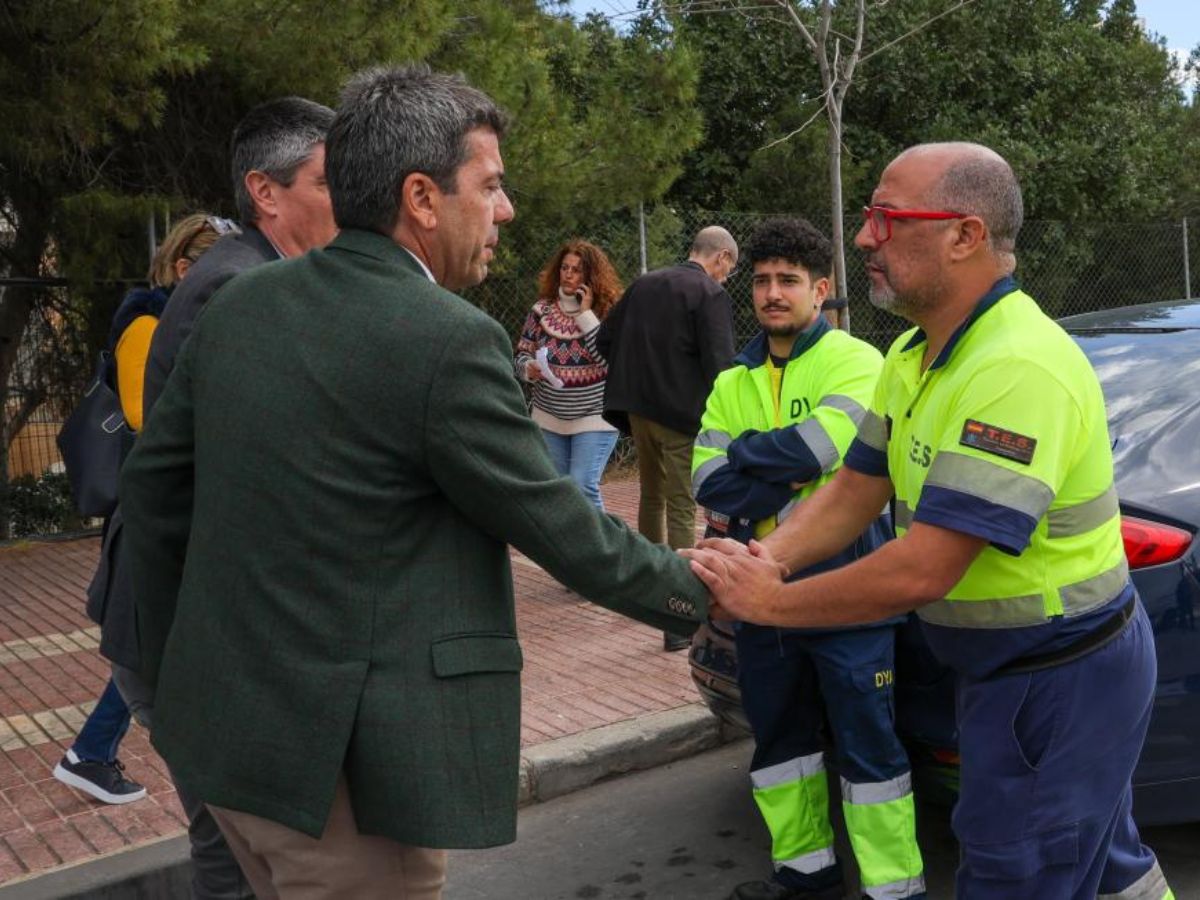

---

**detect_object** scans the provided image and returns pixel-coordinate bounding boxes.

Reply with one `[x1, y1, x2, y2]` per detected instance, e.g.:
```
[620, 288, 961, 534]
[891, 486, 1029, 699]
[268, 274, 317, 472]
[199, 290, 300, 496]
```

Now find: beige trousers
[629, 413, 697, 551]
[208, 776, 447, 900]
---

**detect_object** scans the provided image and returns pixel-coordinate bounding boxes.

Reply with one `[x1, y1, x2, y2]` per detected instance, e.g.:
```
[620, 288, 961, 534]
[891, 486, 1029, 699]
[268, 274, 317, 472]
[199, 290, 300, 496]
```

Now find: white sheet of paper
[535, 347, 565, 389]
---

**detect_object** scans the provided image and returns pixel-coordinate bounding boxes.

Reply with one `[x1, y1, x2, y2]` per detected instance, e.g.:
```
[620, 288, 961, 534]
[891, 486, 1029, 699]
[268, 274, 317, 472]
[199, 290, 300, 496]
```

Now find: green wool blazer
[119, 229, 708, 849]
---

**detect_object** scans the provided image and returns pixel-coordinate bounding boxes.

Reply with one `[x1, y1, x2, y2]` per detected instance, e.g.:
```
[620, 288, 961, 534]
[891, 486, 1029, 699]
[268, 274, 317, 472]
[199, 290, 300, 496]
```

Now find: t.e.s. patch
[959, 419, 1036, 465]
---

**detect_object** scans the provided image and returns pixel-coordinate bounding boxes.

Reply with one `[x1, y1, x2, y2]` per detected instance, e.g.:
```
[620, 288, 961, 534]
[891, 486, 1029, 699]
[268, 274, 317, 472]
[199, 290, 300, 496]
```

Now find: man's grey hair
[690, 225, 738, 260]
[325, 64, 508, 234]
[919, 142, 1024, 266]
[230, 97, 334, 224]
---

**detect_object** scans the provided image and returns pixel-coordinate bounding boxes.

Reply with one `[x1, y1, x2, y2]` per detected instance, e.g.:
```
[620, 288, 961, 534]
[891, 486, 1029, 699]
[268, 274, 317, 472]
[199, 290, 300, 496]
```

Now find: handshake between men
[682, 537, 786, 625]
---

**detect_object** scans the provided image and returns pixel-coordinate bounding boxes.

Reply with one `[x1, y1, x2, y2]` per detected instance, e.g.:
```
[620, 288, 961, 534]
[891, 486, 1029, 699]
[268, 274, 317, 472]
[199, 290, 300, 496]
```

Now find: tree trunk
[827, 99, 850, 332]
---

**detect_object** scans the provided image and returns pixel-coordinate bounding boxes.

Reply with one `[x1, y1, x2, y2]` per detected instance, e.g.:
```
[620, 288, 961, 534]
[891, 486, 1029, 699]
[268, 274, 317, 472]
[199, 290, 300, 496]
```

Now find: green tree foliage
[0, 0, 200, 503]
[669, 0, 1198, 223]
[0, 0, 703, 518]
[657, 0, 1200, 332]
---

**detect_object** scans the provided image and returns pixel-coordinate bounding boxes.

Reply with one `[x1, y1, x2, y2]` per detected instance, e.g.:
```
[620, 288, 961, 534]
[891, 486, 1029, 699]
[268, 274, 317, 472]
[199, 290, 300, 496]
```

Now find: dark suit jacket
[90, 227, 276, 672]
[598, 261, 736, 436]
[119, 229, 708, 850]
[142, 225, 278, 416]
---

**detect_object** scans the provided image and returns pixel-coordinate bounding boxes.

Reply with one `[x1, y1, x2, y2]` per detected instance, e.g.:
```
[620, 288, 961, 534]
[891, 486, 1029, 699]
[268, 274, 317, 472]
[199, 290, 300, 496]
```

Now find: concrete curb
[519, 702, 743, 805]
[0, 703, 744, 900]
[0, 835, 191, 900]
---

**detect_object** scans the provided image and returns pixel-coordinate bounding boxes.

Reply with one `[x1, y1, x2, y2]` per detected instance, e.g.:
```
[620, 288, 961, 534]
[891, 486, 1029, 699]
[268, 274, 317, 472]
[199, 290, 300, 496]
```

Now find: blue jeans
[541, 429, 618, 510]
[72, 677, 131, 763]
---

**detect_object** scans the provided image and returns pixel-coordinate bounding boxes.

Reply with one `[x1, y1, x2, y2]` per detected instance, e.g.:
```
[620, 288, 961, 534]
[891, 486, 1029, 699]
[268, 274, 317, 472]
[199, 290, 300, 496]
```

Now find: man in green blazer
[120, 64, 710, 897]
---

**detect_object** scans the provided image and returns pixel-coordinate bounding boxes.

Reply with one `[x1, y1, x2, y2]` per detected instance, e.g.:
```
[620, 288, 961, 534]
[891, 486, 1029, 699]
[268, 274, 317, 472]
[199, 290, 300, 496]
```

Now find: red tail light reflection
[1121, 516, 1193, 569]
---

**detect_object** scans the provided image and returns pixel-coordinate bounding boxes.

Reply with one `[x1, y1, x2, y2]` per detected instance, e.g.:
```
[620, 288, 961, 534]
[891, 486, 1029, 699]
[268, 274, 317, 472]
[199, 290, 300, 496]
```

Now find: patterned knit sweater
[514, 296, 613, 432]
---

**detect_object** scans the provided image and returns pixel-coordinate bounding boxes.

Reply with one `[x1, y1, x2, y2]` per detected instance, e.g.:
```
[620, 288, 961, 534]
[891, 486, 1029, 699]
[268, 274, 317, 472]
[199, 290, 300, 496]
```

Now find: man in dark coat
[100, 95, 335, 900]
[120, 65, 709, 898]
[142, 96, 338, 413]
[598, 226, 738, 649]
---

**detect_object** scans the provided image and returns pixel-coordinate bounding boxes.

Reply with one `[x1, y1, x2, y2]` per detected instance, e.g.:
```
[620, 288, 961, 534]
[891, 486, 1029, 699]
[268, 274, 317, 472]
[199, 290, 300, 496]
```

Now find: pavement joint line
[0, 629, 101, 666]
[0, 702, 96, 750]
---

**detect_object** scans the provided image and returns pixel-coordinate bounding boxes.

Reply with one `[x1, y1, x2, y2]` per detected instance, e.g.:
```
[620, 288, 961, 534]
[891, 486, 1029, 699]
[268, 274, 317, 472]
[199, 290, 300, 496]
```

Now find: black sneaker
[53, 749, 147, 805]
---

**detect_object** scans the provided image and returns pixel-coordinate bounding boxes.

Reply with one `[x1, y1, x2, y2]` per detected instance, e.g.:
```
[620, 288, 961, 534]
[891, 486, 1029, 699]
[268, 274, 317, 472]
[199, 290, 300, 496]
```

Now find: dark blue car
[689, 298, 1200, 825]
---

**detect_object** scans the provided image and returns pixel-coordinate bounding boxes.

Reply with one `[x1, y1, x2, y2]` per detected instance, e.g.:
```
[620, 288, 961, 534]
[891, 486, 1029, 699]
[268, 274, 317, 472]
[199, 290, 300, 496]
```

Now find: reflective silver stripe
[925, 451, 1054, 522]
[751, 752, 824, 790]
[818, 393, 867, 424]
[857, 410, 888, 452]
[776, 497, 799, 525]
[691, 455, 729, 497]
[864, 875, 928, 899]
[919, 594, 1047, 629]
[1060, 558, 1130, 617]
[1047, 485, 1119, 537]
[917, 558, 1129, 628]
[776, 846, 837, 875]
[694, 429, 732, 451]
[793, 418, 839, 471]
[1097, 859, 1170, 900]
[840, 772, 912, 806]
[894, 499, 913, 531]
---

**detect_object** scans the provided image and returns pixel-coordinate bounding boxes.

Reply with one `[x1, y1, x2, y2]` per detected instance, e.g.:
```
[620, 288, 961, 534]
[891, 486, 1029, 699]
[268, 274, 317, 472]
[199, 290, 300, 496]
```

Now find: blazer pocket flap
[431, 633, 524, 678]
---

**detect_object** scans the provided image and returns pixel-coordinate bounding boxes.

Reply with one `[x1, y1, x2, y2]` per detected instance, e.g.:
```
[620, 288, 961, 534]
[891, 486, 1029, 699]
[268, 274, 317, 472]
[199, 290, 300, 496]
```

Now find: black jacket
[598, 260, 735, 436]
[142, 225, 278, 417]
[91, 225, 278, 670]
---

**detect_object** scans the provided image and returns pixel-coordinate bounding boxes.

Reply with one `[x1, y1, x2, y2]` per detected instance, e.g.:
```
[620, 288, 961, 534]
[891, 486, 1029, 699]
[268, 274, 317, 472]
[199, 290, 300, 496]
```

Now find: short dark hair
[325, 64, 508, 235]
[927, 149, 1024, 254]
[230, 97, 334, 224]
[746, 217, 832, 278]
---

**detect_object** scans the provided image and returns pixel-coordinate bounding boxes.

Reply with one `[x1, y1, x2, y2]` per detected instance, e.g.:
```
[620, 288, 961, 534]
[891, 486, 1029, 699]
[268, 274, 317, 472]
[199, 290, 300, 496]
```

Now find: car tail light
[1120, 516, 1193, 569]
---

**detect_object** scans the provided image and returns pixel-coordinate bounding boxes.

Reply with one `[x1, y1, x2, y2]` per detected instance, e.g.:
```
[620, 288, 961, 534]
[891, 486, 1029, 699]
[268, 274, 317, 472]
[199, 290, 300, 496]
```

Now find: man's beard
[867, 269, 942, 320]
[867, 279, 899, 312]
[762, 323, 803, 339]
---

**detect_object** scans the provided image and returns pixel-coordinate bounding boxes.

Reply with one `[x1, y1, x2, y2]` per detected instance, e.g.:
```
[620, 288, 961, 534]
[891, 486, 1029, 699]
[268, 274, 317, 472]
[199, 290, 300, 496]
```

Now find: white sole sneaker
[53, 761, 147, 805]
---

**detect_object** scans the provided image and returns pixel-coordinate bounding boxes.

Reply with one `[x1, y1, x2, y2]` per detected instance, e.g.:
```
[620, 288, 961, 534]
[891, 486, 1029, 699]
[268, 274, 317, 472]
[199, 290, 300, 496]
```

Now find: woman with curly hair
[515, 239, 623, 510]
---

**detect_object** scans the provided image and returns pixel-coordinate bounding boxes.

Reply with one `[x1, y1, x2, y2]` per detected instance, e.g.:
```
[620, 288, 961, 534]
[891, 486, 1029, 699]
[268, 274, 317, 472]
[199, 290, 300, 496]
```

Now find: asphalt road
[445, 740, 1200, 900]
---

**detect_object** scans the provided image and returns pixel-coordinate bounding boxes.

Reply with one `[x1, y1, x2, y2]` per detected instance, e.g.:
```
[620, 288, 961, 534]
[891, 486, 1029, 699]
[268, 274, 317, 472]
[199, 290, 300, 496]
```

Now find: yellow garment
[753, 357, 786, 540]
[114, 315, 158, 431]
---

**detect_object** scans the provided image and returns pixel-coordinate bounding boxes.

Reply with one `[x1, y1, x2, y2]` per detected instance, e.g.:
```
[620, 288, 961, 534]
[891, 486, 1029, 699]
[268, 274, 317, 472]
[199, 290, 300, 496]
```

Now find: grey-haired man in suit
[121, 65, 710, 899]
[97, 96, 336, 900]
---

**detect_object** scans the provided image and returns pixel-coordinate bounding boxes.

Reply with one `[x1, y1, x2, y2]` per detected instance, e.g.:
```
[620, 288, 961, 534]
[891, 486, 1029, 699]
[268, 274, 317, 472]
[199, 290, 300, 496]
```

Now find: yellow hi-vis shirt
[843, 277, 1130, 678]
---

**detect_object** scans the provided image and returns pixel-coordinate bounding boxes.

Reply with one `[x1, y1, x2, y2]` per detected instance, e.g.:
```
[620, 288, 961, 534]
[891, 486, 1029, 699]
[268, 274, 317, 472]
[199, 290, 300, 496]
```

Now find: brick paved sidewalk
[0, 477, 702, 886]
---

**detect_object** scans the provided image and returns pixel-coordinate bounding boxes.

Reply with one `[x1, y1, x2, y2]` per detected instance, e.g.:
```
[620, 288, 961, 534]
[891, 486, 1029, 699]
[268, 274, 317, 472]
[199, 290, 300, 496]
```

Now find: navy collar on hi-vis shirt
[734, 314, 831, 369]
[900, 275, 1018, 370]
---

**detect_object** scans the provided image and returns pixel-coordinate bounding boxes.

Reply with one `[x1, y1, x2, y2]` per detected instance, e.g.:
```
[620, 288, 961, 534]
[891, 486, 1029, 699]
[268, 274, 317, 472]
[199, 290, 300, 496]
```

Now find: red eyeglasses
[862, 206, 967, 244]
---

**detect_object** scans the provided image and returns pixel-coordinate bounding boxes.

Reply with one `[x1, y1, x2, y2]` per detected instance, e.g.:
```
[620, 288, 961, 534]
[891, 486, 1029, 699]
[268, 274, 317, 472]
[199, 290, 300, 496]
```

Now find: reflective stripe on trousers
[841, 774, 925, 899]
[752, 755, 924, 896]
[751, 753, 836, 873]
[1098, 860, 1173, 900]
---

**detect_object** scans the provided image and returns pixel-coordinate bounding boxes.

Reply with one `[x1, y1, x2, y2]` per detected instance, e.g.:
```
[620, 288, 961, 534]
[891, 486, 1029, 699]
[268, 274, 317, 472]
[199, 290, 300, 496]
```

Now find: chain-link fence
[4, 210, 1197, 537]
[472, 209, 1199, 353]
[1, 279, 97, 538]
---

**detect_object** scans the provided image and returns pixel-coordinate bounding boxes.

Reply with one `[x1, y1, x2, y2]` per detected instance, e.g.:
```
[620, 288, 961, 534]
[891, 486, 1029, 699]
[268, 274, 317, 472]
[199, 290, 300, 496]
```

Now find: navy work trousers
[952, 600, 1167, 899]
[736, 623, 917, 894]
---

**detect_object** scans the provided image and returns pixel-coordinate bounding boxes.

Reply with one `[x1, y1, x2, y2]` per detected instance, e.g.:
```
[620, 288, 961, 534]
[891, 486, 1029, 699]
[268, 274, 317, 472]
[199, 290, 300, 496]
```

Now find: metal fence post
[638, 201, 648, 274]
[147, 212, 158, 274]
[1184, 218, 1192, 300]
